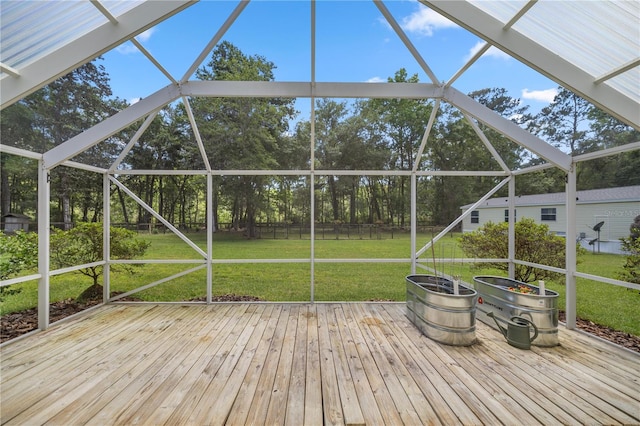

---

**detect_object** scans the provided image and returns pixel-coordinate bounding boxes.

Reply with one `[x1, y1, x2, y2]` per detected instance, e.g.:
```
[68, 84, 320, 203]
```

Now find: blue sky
[101, 1, 559, 116]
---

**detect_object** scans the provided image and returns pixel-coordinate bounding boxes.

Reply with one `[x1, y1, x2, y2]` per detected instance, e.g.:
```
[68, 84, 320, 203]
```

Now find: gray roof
[462, 185, 640, 209]
[2, 212, 31, 219]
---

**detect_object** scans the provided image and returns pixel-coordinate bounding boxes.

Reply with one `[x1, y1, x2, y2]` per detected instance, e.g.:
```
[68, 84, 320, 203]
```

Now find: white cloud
[464, 41, 511, 62]
[366, 76, 385, 83]
[521, 88, 558, 103]
[400, 6, 458, 36]
[116, 28, 156, 55]
[484, 46, 510, 60]
[136, 28, 155, 43]
[116, 42, 138, 55]
[129, 97, 141, 105]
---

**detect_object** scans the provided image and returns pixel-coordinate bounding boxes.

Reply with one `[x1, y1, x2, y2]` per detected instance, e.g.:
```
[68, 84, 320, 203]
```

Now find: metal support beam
[0, 62, 20, 78]
[110, 111, 161, 172]
[374, 0, 439, 84]
[103, 173, 110, 303]
[181, 0, 249, 83]
[413, 100, 440, 172]
[444, 86, 571, 171]
[37, 161, 50, 330]
[463, 112, 510, 172]
[565, 168, 577, 329]
[411, 173, 417, 274]
[44, 84, 181, 169]
[182, 97, 212, 171]
[508, 177, 515, 278]
[422, 0, 640, 129]
[416, 177, 510, 258]
[180, 81, 444, 99]
[110, 176, 207, 258]
[206, 173, 213, 304]
[1, 1, 194, 108]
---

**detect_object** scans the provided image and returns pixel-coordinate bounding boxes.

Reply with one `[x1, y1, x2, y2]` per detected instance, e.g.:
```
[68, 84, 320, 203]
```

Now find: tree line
[2, 41, 638, 237]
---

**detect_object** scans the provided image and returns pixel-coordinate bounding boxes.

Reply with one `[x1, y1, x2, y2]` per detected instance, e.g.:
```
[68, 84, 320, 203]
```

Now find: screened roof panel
[0, 0, 638, 128]
[0, 0, 142, 71]
[470, 0, 640, 102]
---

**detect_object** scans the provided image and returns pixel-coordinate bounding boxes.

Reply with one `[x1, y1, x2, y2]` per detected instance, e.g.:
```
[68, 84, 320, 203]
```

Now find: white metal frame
[0, 0, 638, 335]
[0, 1, 194, 107]
[422, 0, 640, 128]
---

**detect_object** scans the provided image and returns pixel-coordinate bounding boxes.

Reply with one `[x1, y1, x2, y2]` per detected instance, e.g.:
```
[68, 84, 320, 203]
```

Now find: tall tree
[578, 108, 640, 188]
[125, 104, 201, 227]
[534, 86, 593, 156]
[191, 41, 295, 237]
[313, 99, 351, 222]
[359, 69, 432, 226]
[429, 88, 530, 225]
[0, 102, 41, 219]
[23, 60, 117, 229]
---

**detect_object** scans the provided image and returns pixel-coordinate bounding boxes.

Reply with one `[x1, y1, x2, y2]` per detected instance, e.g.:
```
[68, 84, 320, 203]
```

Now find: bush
[0, 230, 38, 280]
[0, 230, 38, 300]
[459, 218, 585, 283]
[617, 215, 640, 284]
[50, 223, 150, 300]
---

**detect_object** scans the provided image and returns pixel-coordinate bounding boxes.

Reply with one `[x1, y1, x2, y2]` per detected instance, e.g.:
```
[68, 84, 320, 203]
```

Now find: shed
[2, 213, 31, 233]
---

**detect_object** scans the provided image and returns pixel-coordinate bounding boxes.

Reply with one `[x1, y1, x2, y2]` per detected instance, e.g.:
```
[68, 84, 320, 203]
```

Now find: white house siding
[461, 187, 640, 255]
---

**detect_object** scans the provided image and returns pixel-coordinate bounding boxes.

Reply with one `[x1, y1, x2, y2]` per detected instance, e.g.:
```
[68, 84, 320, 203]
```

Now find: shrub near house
[458, 218, 585, 283]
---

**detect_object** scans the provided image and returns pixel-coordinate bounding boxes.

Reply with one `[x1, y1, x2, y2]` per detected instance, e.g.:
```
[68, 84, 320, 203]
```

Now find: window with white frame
[471, 210, 479, 224]
[541, 207, 556, 221]
[504, 209, 516, 222]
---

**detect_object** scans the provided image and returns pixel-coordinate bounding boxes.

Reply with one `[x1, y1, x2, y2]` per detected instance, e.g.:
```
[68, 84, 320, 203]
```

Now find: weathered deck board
[1, 303, 639, 425]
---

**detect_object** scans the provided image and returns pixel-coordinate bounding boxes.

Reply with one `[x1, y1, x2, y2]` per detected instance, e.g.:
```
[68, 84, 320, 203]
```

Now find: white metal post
[103, 173, 110, 302]
[411, 173, 417, 274]
[207, 173, 213, 304]
[310, 174, 315, 303]
[565, 167, 577, 329]
[37, 160, 50, 330]
[508, 176, 515, 278]
[309, 0, 316, 304]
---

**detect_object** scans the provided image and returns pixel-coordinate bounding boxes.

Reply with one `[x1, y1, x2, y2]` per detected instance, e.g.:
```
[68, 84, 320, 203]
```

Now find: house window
[541, 207, 556, 221]
[471, 210, 479, 224]
[504, 209, 516, 222]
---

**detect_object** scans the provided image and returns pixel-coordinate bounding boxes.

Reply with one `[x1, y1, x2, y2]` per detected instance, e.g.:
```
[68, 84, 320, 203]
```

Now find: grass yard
[1, 232, 638, 337]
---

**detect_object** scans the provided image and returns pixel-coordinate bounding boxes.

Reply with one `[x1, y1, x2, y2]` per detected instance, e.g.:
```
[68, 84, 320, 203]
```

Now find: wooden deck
[1, 303, 639, 425]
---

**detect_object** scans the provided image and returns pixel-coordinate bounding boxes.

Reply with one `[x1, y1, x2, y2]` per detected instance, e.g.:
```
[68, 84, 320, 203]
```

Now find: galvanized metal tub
[473, 276, 559, 347]
[406, 275, 478, 346]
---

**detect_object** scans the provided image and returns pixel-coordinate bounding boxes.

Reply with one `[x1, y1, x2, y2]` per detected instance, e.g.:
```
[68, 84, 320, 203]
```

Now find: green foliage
[617, 216, 640, 284]
[23, 61, 118, 227]
[49, 223, 150, 299]
[0, 230, 38, 280]
[458, 218, 584, 282]
[190, 41, 298, 236]
[1, 233, 637, 336]
[0, 230, 38, 300]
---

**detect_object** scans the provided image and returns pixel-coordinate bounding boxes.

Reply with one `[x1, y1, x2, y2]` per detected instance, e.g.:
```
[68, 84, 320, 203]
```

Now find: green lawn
[2, 232, 638, 336]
